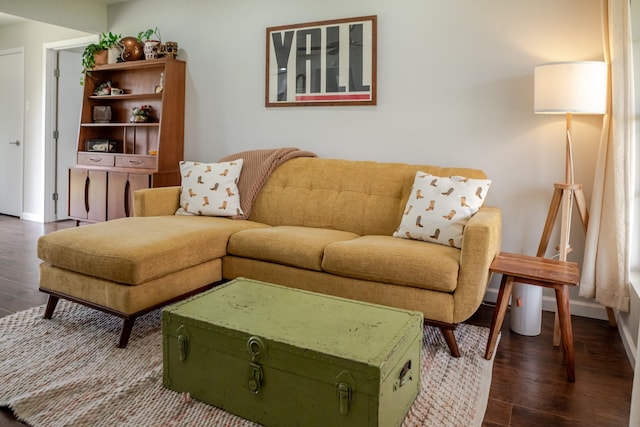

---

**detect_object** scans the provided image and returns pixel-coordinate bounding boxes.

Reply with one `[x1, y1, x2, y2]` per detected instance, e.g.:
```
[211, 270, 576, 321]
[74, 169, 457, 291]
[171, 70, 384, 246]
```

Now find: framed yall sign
[265, 15, 377, 107]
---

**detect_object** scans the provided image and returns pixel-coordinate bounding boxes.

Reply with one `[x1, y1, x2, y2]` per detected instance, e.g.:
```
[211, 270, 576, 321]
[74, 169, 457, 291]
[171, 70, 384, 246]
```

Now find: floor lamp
[533, 61, 608, 344]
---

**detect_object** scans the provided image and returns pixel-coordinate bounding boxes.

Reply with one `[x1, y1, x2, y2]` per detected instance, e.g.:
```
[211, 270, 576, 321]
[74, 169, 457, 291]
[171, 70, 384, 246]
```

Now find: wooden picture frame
[265, 15, 377, 107]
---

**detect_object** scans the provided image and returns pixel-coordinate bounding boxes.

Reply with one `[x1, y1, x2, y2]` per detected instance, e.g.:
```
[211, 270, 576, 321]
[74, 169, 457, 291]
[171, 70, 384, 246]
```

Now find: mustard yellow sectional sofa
[38, 157, 501, 355]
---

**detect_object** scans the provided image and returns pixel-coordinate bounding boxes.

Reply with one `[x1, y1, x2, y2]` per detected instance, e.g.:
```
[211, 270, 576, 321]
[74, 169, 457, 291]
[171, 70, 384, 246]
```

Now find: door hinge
[53, 68, 60, 78]
[52, 130, 59, 140]
[52, 192, 58, 201]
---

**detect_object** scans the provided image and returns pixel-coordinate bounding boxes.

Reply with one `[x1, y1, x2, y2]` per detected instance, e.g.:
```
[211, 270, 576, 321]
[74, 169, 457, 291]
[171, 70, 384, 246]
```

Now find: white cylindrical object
[510, 283, 542, 336]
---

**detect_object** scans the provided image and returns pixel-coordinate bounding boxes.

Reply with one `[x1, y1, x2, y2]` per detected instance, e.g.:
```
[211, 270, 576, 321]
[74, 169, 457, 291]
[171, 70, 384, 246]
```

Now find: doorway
[0, 48, 24, 217]
[44, 35, 97, 222]
[54, 49, 83, 220]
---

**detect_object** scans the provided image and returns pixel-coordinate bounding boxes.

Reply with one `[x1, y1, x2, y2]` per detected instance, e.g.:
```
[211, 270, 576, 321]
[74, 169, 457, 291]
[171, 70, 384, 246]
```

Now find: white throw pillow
[176, 160, 244, 217]
[393, 172, 491, 248]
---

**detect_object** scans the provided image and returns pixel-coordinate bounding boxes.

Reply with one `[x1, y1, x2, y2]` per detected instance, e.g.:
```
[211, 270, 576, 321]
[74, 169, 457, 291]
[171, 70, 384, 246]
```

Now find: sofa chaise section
[37, 215, 266, 347]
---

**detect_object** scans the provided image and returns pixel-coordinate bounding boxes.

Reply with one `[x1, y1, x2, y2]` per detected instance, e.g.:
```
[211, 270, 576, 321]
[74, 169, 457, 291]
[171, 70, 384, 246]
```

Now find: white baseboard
[618, 312, 637, 371]
[21, 212, 44, 223]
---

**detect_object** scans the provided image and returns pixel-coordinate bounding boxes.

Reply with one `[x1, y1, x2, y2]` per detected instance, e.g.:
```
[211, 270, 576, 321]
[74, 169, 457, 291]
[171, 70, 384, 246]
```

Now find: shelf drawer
[115, 155, 157, 169]
[77, 153, 115, 167]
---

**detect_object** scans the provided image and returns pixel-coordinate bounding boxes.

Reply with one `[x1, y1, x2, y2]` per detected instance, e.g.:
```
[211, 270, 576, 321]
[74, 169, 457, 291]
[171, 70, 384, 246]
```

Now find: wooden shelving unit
[69, 58, 185, 223]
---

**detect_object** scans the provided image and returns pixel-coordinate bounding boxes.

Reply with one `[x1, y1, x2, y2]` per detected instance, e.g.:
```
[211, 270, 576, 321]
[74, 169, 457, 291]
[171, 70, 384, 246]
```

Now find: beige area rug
[0, 301, 496, 427]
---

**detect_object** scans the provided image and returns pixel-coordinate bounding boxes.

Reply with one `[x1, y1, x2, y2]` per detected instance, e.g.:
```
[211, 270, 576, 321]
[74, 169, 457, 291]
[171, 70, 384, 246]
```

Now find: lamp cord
[563, 129, 574, 258]
[566, 130, 575, 186]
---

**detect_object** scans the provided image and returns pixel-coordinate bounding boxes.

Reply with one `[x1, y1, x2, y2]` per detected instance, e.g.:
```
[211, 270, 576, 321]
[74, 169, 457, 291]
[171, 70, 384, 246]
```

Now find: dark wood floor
[0, 214, 633, 426]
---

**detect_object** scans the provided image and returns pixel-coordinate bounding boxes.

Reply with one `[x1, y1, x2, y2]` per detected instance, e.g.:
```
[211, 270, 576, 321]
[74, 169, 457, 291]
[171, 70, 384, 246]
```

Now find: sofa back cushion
[249, 158, 487, 236]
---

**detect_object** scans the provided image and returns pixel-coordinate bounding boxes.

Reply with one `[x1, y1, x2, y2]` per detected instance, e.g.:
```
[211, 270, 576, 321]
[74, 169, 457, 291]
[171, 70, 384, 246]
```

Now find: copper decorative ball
[119, 37, 144, 61]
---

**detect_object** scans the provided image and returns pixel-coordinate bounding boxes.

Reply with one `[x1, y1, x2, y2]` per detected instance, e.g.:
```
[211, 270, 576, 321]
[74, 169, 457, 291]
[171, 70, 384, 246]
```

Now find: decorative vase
[107, 46, 121, 64]
[162, 41, 178, 59]
[144, 40, 161, 60]
[93, 50, 108, 66]
[119, 37, 144, 61]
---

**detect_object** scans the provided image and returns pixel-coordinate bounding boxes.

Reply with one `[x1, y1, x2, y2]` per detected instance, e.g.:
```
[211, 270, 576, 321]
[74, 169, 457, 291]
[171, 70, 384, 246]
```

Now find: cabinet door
[87, 170, 107, 222]
[69, 168, 107, 221]
[68, 167, 88, 219]
[107, 172, 150, 220]
[107, 172, 127, 220]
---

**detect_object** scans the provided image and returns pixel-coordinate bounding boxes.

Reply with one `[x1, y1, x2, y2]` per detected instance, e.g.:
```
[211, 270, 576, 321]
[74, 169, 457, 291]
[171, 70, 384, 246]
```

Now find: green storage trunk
[162, 278, 423, 427]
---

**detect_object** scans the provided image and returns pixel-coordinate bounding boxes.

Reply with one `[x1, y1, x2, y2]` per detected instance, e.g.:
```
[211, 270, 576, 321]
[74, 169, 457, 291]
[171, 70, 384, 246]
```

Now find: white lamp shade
[534, 61, 607, 114]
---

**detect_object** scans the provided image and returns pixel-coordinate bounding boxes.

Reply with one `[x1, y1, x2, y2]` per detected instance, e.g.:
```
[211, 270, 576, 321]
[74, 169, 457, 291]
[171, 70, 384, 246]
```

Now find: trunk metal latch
[337, 382, 352, 415]
[248, 362, 263, 393]
[335, 370, 355, 415]
[176, 325, 190, 362]
[247, 336, 266, 394]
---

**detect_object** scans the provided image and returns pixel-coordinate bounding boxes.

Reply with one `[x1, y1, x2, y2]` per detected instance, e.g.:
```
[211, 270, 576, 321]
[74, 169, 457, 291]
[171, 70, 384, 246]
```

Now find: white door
[55, 49, 83, 220]
[0, 50, 24, 217]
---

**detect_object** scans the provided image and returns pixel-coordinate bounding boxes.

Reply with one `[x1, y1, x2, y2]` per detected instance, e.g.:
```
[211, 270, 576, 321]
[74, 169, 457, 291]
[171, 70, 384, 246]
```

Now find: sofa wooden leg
[440, 327, 461, 357]
[43, 295, 59, 319]
[118, 318, 135, 348]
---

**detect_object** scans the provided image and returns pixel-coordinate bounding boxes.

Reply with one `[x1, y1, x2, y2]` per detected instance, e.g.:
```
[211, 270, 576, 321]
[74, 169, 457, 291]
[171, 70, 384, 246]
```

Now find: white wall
[0, 21, 90, 221]
[107, 0, 606, 314]
[0, 0, 609, 318]
[0, 0, 106, 34]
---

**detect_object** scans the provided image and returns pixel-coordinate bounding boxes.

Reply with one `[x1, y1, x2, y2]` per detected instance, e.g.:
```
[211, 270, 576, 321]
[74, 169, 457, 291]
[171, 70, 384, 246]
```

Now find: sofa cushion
[393, 172, 491, 248]
[176, 160, 244, 217]
[227, 226, 359, 271]
[37, 216, 267, 285]
[249, 158, 488, 236]
[322, 235, 460, 292]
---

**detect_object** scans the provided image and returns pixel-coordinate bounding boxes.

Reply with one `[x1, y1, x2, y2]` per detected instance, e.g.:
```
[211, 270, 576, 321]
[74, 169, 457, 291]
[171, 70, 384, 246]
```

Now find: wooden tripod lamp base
[533, 61, 611, 345]
[536, 182, 589, 261]
[536, 181, 617, 346]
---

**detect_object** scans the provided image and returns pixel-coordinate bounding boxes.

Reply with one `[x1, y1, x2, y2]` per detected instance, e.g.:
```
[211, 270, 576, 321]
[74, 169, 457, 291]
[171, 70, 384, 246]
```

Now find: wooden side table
[484, 252, 580, 382]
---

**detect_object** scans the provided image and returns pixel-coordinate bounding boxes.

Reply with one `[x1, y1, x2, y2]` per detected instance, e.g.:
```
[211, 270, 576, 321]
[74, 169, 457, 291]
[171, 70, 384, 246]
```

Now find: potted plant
[137, 27, 161, 60]
[100, 31, 123, 64]
[81, 42, 105, 73]
[81, 31, 123, 75]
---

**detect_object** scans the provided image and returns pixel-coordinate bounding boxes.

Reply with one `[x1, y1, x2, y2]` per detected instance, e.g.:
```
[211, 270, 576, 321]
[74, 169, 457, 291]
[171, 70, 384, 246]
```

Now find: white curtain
[580, 0, 634, 313]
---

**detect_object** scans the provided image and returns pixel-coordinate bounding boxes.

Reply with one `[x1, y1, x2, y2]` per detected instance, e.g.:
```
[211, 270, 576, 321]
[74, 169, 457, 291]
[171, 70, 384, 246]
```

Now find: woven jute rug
[0, 301, 495, 427]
